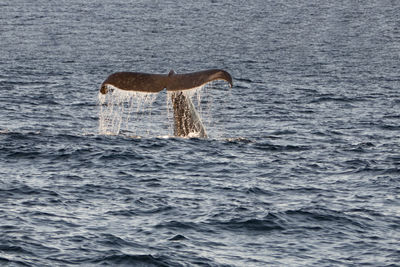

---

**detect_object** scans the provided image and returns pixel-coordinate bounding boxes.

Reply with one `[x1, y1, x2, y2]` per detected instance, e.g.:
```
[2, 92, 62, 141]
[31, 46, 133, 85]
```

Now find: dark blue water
[1, 1, 400, 266]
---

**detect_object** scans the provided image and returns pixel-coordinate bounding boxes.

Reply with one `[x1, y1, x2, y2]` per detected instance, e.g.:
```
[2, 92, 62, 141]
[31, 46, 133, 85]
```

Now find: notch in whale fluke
[100, 69, 233, 94]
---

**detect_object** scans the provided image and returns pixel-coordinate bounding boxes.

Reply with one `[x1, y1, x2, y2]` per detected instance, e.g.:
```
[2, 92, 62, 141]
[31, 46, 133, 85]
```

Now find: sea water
[0, 0, 399, 266]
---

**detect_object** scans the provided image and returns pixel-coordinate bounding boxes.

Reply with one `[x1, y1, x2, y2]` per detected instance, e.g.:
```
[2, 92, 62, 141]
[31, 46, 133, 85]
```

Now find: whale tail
[100, 69, 232, 94]
[99, 69, 232, 138]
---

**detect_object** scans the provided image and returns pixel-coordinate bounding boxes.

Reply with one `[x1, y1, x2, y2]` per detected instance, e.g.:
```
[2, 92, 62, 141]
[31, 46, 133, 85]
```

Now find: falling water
[98, 81, 230, 137]
[98, 85, 158, 135]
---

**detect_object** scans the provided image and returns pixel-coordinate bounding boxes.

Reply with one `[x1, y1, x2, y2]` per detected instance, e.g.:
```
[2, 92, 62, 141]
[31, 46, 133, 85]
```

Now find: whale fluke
[100, 69, 232, 94]
[166, 69, 233, 91]
[100, 72, 167, 94]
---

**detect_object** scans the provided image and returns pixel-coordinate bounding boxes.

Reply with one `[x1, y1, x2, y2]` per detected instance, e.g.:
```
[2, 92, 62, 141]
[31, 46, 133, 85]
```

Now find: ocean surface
[1, 0, 400, 266]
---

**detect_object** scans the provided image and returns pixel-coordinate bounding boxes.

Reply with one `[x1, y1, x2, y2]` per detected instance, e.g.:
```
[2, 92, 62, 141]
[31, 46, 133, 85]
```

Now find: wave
[216, 216, 285, 232]
[0, 256, 31, 267]
[90, 253, 172, 267]
[204, 206, 374, 235]
[310, 95, 368, 104]
[0, 184, 59, 198]
[282, 207, 374, 231]
[252, 142, 310, 152]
